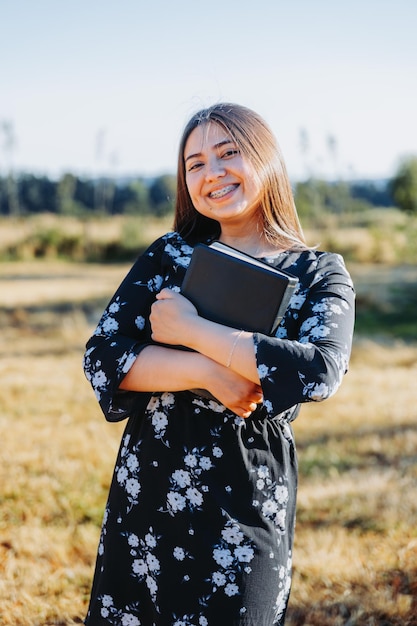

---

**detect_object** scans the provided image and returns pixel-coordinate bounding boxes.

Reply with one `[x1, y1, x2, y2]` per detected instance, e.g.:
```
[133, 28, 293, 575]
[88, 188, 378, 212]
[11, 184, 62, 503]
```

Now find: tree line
[0, 156, 417, 217]
[0, 173, 177, 217]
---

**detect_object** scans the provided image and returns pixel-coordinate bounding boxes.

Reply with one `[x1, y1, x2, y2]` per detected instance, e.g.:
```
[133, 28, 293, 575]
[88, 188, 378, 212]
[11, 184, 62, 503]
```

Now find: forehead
[184, 122, 234, 158]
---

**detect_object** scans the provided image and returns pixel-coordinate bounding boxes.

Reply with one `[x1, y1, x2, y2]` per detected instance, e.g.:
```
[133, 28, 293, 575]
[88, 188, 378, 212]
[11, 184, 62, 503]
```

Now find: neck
[218, 231, 279, 257]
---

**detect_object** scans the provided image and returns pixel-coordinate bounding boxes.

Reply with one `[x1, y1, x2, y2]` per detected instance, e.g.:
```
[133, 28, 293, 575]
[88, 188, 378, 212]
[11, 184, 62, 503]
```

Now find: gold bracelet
[226, 330, 244, 368]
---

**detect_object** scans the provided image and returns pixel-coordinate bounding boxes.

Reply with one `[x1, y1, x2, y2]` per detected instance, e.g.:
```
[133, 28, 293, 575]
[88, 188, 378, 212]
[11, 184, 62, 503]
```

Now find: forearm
[184, 317, 260, 385]
[119, 344, 215, 393]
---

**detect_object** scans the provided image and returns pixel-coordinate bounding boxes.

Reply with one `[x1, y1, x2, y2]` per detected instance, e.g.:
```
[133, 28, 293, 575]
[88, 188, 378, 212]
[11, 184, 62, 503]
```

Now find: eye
[187, 161, 204, 172]
[221, 148, 240, 159]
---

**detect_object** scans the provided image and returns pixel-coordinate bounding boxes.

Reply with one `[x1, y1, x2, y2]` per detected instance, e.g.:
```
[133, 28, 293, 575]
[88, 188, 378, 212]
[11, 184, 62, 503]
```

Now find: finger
[156, 288, 173, 300]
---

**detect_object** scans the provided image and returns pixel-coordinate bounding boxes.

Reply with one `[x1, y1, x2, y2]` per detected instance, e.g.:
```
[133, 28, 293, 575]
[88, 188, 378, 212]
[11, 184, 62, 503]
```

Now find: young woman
[83, 103, 355, 625]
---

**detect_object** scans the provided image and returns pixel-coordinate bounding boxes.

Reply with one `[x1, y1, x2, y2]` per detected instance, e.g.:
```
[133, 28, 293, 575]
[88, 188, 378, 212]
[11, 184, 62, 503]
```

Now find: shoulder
[143, 231, 193, 258]
[139, 231, 195, 272]
[284, 249, 354, 290]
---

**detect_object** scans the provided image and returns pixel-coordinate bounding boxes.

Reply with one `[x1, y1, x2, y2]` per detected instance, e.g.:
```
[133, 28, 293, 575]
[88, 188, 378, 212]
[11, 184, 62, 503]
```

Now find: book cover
[181, 241, 298, 336]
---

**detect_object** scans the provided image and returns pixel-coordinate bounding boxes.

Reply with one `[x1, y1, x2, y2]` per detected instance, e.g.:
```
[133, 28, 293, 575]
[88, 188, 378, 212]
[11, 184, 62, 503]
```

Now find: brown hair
[173, 102, 307, 249]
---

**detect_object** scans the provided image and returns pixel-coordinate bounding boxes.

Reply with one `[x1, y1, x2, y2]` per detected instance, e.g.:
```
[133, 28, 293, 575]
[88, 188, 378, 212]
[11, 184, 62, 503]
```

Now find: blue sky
[1, 0, 416, 181]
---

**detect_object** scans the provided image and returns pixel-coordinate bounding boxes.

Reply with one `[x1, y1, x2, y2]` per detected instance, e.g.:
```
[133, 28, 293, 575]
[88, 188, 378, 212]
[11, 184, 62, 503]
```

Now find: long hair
[173, 102, 307, 249]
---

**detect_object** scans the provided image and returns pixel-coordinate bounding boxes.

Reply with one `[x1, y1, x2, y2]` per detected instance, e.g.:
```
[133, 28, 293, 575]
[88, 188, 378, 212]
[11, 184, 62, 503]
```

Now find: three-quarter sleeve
[253, 251, 355, 419]
[83, 237, 168, 422]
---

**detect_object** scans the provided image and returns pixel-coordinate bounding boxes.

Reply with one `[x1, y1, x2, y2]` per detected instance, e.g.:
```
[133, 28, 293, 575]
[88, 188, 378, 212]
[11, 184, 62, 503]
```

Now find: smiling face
[183, 122, 263, 232]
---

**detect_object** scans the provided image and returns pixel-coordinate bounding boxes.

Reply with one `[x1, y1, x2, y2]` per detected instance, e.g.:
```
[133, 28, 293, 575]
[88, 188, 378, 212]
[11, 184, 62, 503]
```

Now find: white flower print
[262, 499, 279, 517]
[273, 551, 293, 622]
[162, 445, 216, 516]
[125, 478, 140, 498]
[221, 525, 244, 545]
[123, 527, 161, 608]
[290, 292, 306, 310]
[146, 393, 175, 444]
[309, 382, 330, 401]
[122, 614, 140, 626]
[134, 274, 163, 292]
[115, 435, 142, 512]
[312, 301, 327, 313]
[225, 583, 239, 596]
[128, 533, 140, 548]
[207, 518, 255, 603]
[120, 351, 138, 374]
[213, 548, 233, 568]
[96, 595, 141, 625]
[184, 453, 198, 468]
[212, 571, 226, 586]
[199, 456, 212, 470]
[251, 465, 290, 536]
[298, 372, 333, 402]
[234, 545, 254, 563]
[135, 315, 145, 330]
[117, 466, 128, 484]
[165, 242, 194, 267]
[146, 552, 160, 572]
[173, 546, 185, 561]
[310, 324, 331, 340]
[102, 594, 113, 607]
[299, 315, 319, 334]
[108, 301, 120, 314]
[329, 303, 343, 315]
[167, 491, 187, 512]
[102, 317, 119, 333]
[257, 363, 277, 382]
[172, 469, 191, 488]
[258, 465, 269, 479]
[212, 446, 223, 458]
[93, 296, 126, 338]
[275, 485, 289, 504]
[132, 559, 147, 576]
[275, 326, 288, 338]
[258, 364, 269, 378]
[126, 454, 139, 472]
[152, 411, 168, 432]
[145, 533, 157, 548]
[186, 487, 203, 506]
[91, 370, 107, 399]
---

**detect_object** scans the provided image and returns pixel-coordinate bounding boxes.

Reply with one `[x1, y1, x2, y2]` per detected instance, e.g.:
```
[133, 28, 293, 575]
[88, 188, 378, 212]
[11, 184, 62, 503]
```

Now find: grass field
[0, 256, 416, 625]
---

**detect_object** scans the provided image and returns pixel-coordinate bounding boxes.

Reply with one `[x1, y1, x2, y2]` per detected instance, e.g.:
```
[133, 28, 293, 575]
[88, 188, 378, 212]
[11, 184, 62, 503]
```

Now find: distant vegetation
[0, 154, 416, 219]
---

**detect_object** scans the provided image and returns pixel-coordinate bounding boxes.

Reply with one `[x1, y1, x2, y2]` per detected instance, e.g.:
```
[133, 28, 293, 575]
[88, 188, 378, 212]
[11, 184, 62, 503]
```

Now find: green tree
[149, 174, 176, 217]
[57, 173, 87, 215]
[391, 156, 417, 214]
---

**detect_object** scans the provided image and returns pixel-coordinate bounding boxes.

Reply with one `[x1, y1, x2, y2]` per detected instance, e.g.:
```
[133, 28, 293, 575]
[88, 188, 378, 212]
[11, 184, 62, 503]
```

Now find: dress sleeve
[253, 252, 355, 419]
[83, 238, 166, 422]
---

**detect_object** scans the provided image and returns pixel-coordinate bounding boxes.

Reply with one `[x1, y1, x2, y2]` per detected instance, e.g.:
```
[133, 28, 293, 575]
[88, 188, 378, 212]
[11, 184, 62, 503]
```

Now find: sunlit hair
[173, 102, 307, 249]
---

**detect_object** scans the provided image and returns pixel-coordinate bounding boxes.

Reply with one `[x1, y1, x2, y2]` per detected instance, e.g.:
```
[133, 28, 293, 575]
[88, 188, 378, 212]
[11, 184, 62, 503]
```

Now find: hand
[150, 288, 198, 346]
[205, 362, 264, 419]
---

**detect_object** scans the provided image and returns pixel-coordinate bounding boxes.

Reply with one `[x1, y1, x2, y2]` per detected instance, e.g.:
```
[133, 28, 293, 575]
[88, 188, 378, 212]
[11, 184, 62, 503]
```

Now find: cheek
[186, 179, 203, 207]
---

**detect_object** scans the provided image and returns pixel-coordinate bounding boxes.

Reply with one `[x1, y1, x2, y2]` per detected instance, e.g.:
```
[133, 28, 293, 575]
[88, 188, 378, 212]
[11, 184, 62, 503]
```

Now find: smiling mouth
[209, 184, 238, 199]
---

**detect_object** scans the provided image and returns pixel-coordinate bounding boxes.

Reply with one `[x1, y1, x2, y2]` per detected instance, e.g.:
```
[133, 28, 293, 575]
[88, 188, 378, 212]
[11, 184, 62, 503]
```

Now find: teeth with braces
[210, 185, 236, 199]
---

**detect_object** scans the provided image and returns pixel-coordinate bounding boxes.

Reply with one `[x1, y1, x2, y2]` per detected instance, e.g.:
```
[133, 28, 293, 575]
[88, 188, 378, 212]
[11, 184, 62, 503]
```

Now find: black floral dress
[83, 231, 355, 626]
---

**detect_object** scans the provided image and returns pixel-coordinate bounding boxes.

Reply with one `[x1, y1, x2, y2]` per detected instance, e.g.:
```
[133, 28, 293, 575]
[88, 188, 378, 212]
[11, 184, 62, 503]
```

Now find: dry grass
[0, 261, 416, 625]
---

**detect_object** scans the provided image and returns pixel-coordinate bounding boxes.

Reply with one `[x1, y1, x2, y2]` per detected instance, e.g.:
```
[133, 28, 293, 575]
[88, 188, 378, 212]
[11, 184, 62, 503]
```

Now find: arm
[149, 251, 355, 420]
[253, 252, 355, 417]
[149, 289, 260, 384]
[119, 344, 263, 419]
[83, 234, 262, 421]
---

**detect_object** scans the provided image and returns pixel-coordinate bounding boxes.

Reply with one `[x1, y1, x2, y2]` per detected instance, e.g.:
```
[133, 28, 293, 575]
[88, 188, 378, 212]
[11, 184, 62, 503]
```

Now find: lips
[208, 184, 238, 199]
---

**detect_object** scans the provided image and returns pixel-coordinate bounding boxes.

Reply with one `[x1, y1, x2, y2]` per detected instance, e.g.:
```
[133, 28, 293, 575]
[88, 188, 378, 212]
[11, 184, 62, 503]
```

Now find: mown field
[0, 214, 416, 625]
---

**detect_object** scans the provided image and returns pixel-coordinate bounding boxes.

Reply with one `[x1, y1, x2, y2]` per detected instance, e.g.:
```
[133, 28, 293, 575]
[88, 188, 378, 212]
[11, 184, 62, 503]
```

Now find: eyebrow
[184, 139, 235, 164]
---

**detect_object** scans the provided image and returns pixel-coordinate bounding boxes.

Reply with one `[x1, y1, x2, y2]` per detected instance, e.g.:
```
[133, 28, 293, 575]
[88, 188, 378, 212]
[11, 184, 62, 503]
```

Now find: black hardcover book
[181, 241, 298, 336]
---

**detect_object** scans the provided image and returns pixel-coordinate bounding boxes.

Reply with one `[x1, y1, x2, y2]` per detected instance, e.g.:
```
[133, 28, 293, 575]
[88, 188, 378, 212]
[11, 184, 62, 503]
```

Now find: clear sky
[1, 0, 416, 181]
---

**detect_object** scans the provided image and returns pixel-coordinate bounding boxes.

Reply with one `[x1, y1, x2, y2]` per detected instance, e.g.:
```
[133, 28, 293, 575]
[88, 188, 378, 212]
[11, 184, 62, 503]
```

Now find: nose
[205, 156, 226, 182]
